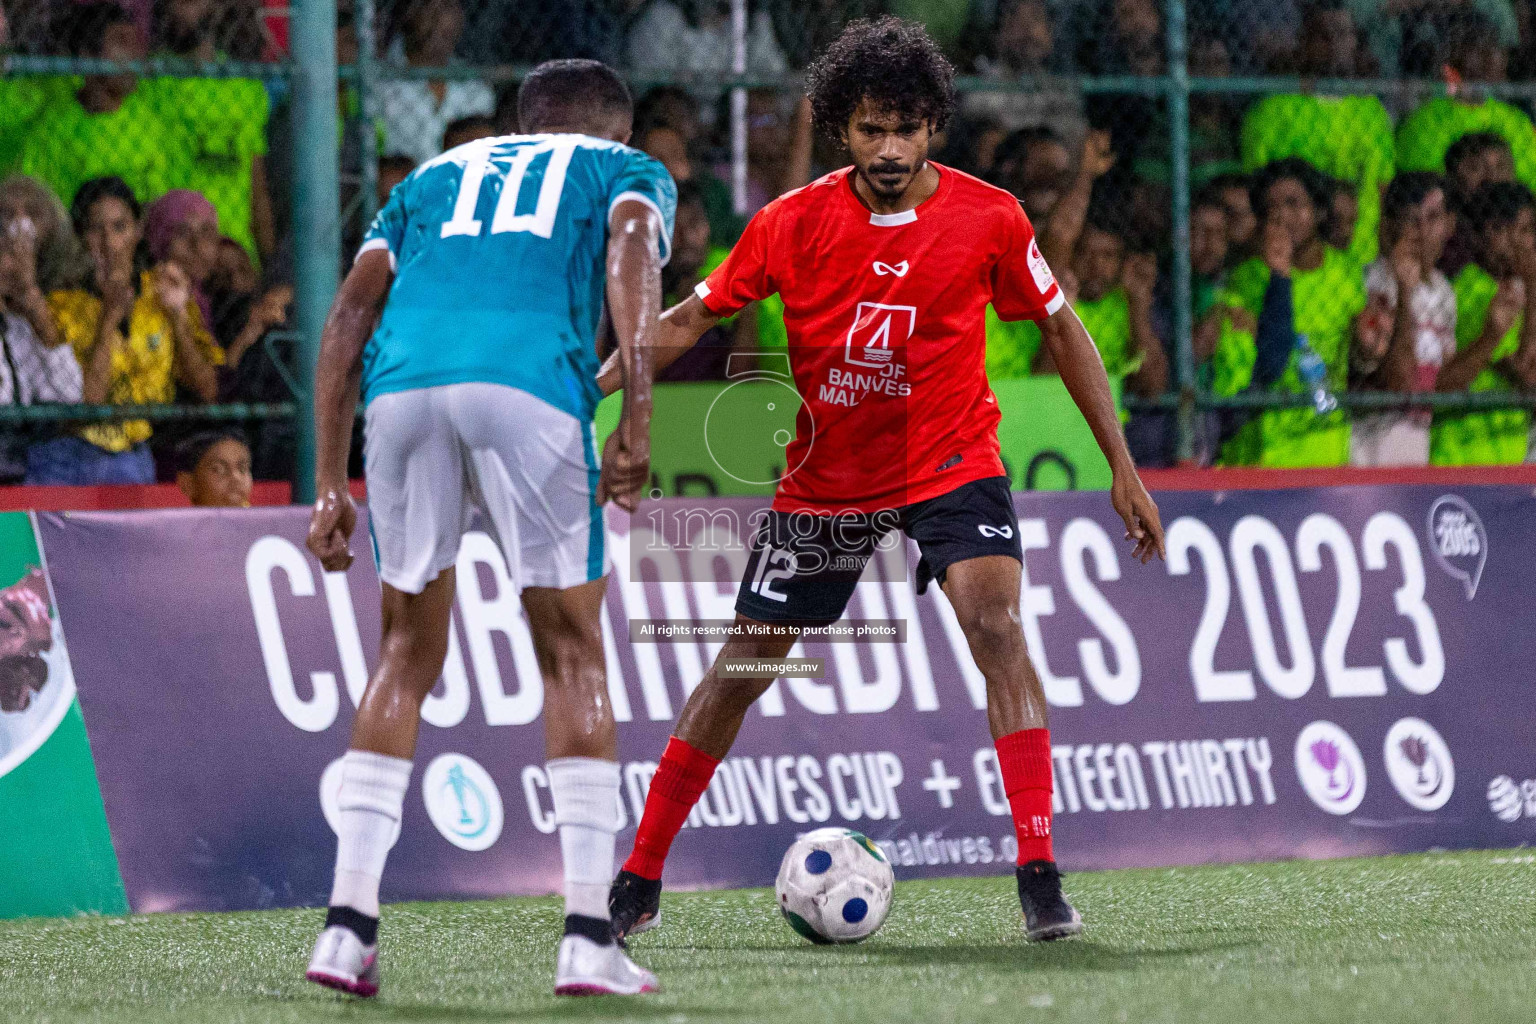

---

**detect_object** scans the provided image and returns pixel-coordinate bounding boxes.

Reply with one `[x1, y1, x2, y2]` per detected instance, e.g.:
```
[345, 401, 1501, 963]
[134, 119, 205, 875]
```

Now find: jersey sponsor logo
[844, 302, 915, 370]
[817, 302, 915, 408]
[1026, 238, 1056, 295]
[977, 524, 1014, 539]
[873, 260, 909, 277]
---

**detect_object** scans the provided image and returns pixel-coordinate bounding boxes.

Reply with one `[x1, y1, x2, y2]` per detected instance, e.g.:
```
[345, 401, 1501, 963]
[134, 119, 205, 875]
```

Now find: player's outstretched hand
[596, 427, 650, 513]
[1111, 470, 1165, 565]
[308, 488, 357, 573]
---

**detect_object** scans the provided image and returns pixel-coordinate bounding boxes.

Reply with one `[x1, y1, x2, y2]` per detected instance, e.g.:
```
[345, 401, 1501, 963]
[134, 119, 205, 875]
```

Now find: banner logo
[0, 567, 77, 783]
[1295, 721, 1366, 815]
[1427, 495, 1487, 599]
[1487, 775, 1536, 822]
[1383, 718, 1454, 811]
[422, 753, 503, 851]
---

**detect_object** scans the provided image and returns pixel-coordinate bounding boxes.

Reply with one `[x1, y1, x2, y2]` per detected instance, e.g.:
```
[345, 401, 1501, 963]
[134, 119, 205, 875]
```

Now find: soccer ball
[775, 827, 894, 944]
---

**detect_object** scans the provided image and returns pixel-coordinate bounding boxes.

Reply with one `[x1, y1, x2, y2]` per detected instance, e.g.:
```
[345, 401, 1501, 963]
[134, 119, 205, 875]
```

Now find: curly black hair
[804, 16, 956, 142]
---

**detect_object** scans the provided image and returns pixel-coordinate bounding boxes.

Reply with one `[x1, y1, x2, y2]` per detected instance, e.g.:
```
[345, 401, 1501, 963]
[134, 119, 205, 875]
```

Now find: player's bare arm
[597, 199, 666, 511]
[305, 248, 391, 572]
[1038, 303, 1166, 563]
[597, 291, 723, 397]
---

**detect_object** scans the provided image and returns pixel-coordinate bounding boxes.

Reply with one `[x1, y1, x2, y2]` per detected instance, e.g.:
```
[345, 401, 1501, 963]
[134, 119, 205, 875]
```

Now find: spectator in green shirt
[1430, 181, 1536, 464]
[141, 0, 275, 264]
[1240, 2, 1394, 266]
[17, 2, 190, 211]
[1206, 171, 1258, 269]
[1213, 158, 1367, 467]
[0, 5, 78, 177]
[989, 199, 1169, 400]
[1396, 11, 1536, 194]
[1440, 132, 1516, 278]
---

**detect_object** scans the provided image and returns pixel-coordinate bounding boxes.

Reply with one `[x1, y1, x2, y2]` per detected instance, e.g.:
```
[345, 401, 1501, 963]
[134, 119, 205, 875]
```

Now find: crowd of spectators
[5, 0, 1536, 478]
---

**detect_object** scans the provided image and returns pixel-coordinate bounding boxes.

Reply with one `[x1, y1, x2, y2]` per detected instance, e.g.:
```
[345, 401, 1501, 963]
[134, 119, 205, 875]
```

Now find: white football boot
[554, 934, 659, 996]
[306, 925, 380, 997]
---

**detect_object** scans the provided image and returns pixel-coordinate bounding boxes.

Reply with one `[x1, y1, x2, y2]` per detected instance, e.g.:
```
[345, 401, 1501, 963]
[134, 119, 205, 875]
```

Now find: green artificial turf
[3, 850, 1535, 1023]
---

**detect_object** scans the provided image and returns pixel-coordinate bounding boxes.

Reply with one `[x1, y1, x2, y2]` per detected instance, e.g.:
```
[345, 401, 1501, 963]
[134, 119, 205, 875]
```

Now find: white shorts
[364, 382, 606, 594]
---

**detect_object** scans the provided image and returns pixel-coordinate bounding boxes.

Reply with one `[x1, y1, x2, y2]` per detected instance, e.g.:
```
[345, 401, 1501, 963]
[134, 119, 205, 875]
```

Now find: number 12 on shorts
[749, 543, 794, 603]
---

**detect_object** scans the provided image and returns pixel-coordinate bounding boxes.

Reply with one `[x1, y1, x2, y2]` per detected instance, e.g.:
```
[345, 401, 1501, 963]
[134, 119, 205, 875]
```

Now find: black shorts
[735, 476, 1024, 624]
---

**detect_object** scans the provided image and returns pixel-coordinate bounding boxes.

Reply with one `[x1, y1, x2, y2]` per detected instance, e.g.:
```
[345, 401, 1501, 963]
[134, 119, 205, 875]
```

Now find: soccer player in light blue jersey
[302, 60, 675, 999]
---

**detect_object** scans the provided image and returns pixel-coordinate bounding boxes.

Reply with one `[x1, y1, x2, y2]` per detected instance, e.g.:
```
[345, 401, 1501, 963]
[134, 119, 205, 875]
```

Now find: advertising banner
[0, 512, 125, 919]
[593, 376, 1115, 497]
[39, 483, 1536, 914]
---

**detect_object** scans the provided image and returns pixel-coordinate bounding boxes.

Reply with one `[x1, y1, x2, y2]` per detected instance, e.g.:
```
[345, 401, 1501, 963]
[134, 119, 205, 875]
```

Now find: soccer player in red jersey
[604, 17, 1166, 945]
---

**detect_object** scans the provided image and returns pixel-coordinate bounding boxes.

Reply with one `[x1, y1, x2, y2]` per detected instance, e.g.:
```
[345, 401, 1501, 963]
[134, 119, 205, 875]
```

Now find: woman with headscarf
[143, 189, 221, 332]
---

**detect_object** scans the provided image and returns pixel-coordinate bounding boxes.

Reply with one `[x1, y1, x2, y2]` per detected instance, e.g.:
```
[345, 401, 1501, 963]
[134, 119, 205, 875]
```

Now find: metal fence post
[729, 0, 749, 216]
[291, 0, 341, 504]
[356, 0, 381, 233]
[1165, 0, 1196, 464]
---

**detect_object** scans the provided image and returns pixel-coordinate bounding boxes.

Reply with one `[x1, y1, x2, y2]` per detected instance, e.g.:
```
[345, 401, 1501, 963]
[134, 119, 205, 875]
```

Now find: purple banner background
[39, 484, 1536, 914]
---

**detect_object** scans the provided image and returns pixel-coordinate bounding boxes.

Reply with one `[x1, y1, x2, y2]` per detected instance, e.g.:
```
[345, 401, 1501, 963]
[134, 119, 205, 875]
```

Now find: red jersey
[696, 163, 1064, 514]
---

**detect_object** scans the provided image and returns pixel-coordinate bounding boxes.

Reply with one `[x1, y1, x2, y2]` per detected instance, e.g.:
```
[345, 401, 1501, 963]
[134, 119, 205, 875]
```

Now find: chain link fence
[4, 0, 1536, 491]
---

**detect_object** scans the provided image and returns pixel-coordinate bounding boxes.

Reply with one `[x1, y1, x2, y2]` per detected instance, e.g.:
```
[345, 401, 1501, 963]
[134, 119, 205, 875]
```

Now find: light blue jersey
[359, 133, 677, 419]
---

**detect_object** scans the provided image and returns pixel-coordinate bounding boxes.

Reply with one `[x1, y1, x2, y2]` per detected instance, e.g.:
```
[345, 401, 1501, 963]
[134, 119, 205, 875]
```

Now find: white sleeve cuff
[694, 281, 712, 302]
[609, 190, 671, 266]
[356, 237, 396, 272]
[1043, 289, 1066, 315]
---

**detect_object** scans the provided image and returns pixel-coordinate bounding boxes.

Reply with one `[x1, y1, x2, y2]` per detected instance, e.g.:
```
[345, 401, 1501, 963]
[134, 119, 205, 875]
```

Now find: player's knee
[380, 618, 451, 684]
[959, 602, 1026, 658]
[541, 642, 606, 699]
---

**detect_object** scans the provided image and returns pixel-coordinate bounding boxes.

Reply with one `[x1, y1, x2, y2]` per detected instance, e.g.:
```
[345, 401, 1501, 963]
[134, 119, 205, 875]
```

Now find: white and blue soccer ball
[775, 827, 895, 944]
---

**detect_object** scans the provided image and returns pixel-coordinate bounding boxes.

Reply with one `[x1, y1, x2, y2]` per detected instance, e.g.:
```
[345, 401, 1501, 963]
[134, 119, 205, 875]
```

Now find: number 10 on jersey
[441, 138, 577, 241]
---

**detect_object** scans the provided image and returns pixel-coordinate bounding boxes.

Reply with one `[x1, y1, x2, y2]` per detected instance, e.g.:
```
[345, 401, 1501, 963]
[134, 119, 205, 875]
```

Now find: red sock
[996, 728, 1054, 865]
[622, 736, 721, 880]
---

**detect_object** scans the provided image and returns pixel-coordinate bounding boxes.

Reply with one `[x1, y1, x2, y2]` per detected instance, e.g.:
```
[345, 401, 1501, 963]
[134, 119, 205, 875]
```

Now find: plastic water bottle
[1295, 334, 1337, 415]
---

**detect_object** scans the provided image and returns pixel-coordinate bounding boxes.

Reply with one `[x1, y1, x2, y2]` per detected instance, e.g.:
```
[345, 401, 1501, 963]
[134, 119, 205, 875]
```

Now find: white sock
[547, 757, 621, 921]
[330, 749, 412, 919]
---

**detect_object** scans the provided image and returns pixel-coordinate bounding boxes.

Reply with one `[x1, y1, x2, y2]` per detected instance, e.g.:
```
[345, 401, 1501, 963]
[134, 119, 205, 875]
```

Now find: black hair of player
[1465, 180, 1535, 234]
[804, 16, 957, 142]
[1381, 171, 1445, 225]
[517, 60, 633, 140]
[1249, 157, 1334, 220]
[63, 0, 136, 58]
[174, 428, 250, 476]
